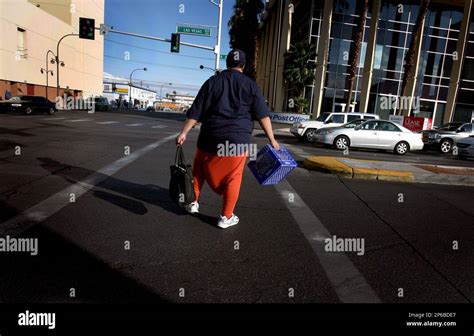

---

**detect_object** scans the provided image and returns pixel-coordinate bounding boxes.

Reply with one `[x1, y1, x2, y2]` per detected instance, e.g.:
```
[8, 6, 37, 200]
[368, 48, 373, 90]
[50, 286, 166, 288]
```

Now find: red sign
[403, 116, 432, 132]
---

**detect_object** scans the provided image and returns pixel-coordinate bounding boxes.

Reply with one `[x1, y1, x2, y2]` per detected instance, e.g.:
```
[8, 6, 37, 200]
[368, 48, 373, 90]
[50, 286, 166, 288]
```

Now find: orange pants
[192, 148, 246, 218]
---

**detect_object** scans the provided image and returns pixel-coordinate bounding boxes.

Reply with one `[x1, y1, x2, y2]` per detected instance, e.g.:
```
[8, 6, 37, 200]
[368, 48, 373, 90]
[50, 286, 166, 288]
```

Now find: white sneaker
[185, 201, 199, 214]
[217, 214, 239, 229]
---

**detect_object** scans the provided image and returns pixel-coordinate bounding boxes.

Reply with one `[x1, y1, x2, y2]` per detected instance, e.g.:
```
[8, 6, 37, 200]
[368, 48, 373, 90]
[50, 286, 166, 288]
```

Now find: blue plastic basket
[247, 145, 297, 185]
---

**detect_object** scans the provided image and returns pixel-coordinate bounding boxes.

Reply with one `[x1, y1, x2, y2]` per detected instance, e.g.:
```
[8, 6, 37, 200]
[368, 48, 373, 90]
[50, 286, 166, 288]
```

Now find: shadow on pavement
[0, 225, 168, 303]
[37, 157, 188, 217]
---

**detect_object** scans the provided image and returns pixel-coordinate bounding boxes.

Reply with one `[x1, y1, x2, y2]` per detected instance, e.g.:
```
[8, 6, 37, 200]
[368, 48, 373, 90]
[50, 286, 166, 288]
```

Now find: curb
[302, 156, 415, 182]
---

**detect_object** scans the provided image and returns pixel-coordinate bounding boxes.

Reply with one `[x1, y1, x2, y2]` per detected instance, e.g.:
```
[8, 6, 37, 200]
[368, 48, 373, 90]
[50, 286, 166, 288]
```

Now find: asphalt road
[0, 109, 473, 304]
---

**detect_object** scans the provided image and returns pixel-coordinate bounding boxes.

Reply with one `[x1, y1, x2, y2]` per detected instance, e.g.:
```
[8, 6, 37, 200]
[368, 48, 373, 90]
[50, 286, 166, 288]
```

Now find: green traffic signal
[79, 17, 95, 40]
[171, 33, 180, 53]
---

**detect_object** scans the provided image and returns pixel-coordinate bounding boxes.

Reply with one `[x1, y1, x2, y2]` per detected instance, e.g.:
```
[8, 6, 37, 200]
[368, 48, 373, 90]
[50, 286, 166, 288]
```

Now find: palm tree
[283, 42, 316, 114]
[345, 0, 369, 112]
[228, 0, 265, 79]
[400, 0, 430, 115]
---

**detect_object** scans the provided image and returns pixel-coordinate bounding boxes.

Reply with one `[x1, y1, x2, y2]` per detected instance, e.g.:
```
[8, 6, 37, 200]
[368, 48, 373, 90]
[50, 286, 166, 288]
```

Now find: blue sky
[104, 0, 235, 95]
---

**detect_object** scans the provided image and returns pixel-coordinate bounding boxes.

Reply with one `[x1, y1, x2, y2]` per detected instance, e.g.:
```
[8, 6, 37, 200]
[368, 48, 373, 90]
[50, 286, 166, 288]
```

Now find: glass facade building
[257, 0, 474, 125]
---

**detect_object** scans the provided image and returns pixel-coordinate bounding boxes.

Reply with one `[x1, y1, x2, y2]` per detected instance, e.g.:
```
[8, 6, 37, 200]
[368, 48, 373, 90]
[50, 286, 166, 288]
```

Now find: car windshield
[8, 97, 21, 101]
[316, 113, 330, 122]
[440, 123, 463, 131]
[19, 96, 35, 102]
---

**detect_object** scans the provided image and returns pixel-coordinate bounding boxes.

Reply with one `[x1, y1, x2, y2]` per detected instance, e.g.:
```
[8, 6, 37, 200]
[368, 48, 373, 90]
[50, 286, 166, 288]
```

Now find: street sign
[176, 25, 211, 37]
[220, 54, 226, 60]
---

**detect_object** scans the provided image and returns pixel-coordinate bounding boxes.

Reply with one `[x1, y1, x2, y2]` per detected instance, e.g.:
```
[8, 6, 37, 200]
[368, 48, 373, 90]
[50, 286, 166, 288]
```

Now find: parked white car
[291, 112, 379, 141]
[315, 119, 424, 155]
[456, 136, 474, 159]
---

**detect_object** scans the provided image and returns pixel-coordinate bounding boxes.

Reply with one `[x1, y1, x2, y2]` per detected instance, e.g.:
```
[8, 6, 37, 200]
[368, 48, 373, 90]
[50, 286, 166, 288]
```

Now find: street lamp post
[40, 50, 58, 99]
[56, 33, 78, 98]
[129, 67, 147, 108]
[159, 82, 172, 100]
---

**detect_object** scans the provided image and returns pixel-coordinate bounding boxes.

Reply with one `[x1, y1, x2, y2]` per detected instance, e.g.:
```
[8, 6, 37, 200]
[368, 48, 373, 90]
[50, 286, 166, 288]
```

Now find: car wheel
[439, 139, 453, 154]
[48, 108, 55, 115]
[304, 129, 317, 142]
[394, 141, 409, 155]
[25, 107, 33, 115]
[334, 135, 349, 151]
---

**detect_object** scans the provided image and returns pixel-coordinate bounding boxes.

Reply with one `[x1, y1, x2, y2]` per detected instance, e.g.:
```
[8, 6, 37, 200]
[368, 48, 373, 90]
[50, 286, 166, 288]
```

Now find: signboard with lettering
[269, 112, 311, 124]
[176, 25, 211, 37]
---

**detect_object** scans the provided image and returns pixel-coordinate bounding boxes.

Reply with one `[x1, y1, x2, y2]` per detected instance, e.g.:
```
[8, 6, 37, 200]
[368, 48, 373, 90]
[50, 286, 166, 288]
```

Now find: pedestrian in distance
[176, 49, 280, 229]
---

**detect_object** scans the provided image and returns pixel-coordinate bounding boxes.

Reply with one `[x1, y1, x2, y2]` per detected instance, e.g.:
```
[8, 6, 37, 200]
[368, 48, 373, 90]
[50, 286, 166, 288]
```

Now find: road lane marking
[42, 117, 66, 121]
[96, 121, 120, 125]
[275, 179, 381, 303]
[125, 123, 144, 127]
[66, 119, 91, 123]
[152, 125, 167, 129]
[0, 133, 180, 237]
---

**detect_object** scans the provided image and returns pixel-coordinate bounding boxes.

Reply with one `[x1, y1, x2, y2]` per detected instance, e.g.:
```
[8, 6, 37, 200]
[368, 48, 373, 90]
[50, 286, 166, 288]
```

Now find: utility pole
[210, 0, 223, 72]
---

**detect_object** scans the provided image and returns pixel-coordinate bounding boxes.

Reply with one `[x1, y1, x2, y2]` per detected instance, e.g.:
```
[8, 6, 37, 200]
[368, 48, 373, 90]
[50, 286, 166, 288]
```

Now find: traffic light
[79, 17, 95, 40]
[171, 33, 180, 53]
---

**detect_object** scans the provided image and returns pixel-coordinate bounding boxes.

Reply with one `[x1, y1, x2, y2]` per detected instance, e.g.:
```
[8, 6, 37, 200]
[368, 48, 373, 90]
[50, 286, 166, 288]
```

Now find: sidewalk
[303, 156, 474, 186]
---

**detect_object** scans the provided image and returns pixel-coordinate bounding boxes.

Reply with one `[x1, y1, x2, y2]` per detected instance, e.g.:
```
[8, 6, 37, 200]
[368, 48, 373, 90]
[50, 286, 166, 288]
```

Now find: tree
[228, 0, 265, 79]
[345, 0, 369, 112]
[283, 41, 317, 113]
[400, 0, 430, 115]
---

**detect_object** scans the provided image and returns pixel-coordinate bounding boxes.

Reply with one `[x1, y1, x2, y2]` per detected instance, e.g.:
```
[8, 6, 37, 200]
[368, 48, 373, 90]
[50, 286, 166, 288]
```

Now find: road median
[302, 156, 474, 186]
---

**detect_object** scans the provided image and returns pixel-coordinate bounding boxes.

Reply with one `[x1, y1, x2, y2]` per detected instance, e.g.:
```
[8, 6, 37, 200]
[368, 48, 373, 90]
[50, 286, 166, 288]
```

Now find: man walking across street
[176, 49, 280, 229]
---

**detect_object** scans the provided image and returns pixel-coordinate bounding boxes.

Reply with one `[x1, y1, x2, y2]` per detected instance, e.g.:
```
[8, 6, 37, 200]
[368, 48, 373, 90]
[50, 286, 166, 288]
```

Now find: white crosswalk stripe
[151, 125, 167, 129]
[42, 117, 66, 121]
[97, 121, 120, 125]
[66, 119, 91, 123]
[125, 123, 144, 127]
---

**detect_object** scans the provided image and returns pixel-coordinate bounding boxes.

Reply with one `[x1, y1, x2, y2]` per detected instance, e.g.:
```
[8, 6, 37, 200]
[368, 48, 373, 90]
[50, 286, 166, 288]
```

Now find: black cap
[226, 49, 246, 68]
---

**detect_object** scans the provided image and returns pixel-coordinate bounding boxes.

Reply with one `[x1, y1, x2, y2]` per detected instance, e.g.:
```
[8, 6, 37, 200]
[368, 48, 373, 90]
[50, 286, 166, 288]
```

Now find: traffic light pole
[98, 27, 215, 51]
[210, 0, 223, 72]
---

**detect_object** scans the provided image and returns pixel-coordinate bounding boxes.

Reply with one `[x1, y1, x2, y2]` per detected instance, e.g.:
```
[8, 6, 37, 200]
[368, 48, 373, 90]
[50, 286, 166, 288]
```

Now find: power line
[105, 38, 215, 61]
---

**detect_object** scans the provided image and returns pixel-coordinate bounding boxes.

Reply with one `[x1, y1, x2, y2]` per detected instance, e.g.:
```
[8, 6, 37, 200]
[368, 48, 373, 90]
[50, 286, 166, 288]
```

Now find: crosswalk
[36, 116, 169, 129]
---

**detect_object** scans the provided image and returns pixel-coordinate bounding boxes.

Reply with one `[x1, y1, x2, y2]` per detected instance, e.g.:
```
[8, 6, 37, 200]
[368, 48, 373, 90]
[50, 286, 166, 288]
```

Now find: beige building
[0, 0, 104, 101]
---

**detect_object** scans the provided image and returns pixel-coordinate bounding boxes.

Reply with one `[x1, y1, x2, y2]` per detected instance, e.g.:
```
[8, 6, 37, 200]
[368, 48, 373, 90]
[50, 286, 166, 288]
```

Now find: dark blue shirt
[186, 69, 270, 153]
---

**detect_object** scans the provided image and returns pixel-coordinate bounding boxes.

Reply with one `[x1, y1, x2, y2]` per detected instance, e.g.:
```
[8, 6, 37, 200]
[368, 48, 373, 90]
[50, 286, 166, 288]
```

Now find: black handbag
[169, 146, 196, 207]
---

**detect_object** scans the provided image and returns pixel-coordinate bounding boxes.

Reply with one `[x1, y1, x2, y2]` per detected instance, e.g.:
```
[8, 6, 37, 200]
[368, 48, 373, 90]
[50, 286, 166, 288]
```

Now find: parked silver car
[456, 136, 474, 159]
[422, 122, 474, 153]
[315, 120, 424, 155]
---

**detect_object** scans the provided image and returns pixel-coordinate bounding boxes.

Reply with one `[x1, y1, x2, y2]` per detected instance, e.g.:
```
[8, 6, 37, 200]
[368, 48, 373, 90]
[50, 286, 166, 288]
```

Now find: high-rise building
[0, 0, 104, 101]
[257, 0, 473, 125]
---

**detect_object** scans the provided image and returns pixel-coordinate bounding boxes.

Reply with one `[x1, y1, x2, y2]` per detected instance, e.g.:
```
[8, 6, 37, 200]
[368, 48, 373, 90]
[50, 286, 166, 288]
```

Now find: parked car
[422, 122, 474, 153]
[0, 95, 56, 115]
[93, 97, 109, 111]
[315, 119, 424, 155]
[291, 112, 379, 141]
[311, 119, 367, 142]
[455, 136, 474, 159]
